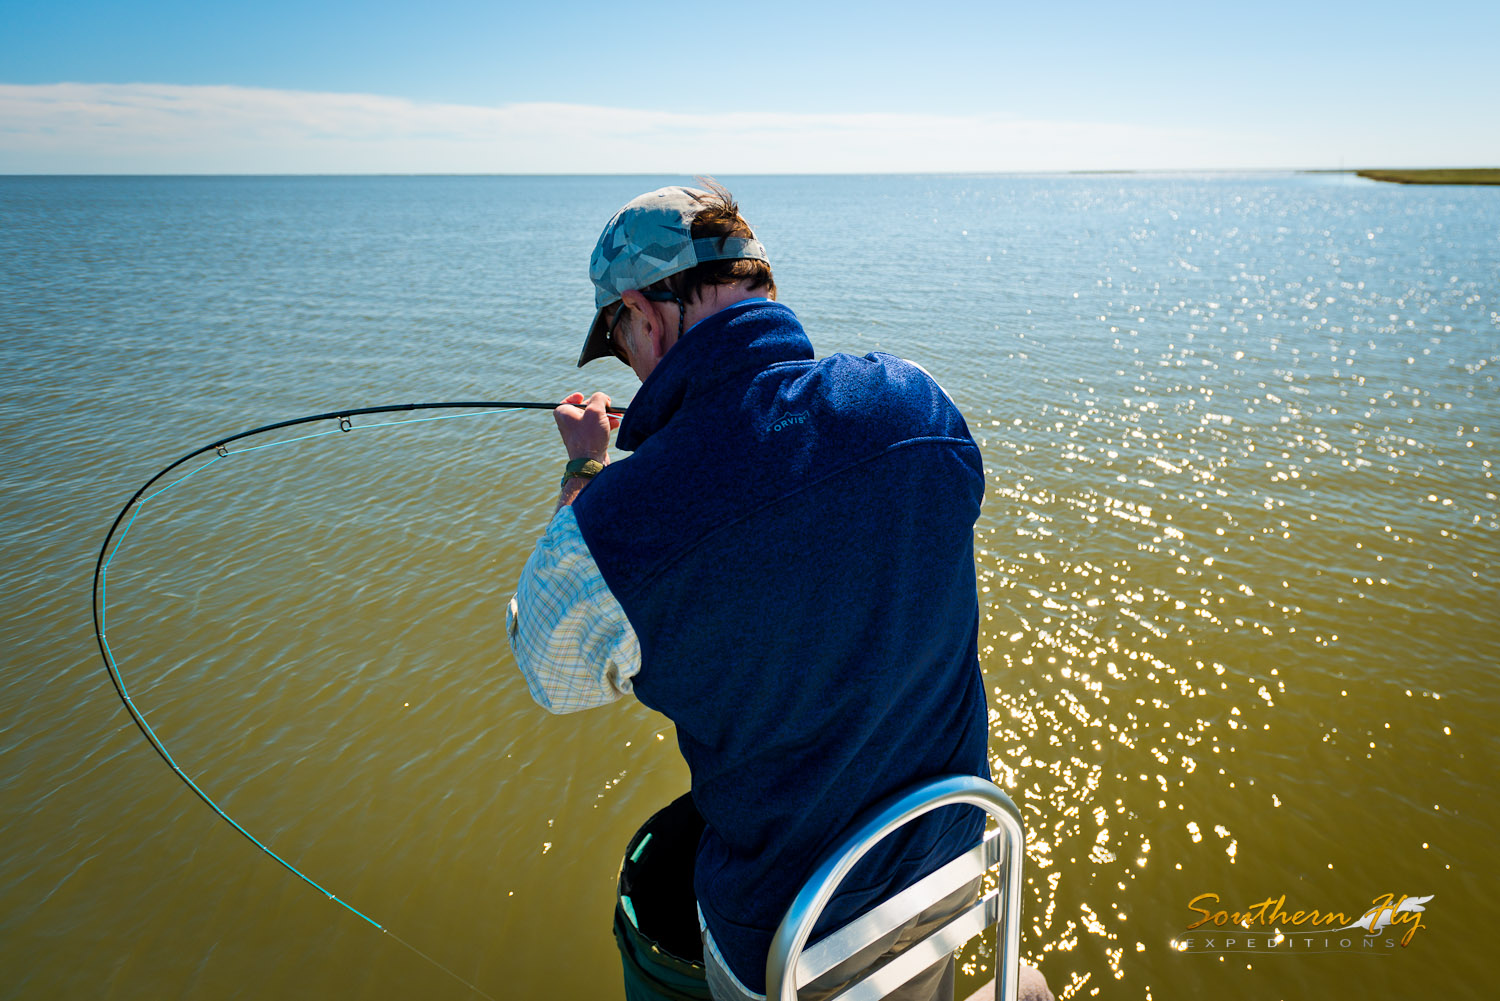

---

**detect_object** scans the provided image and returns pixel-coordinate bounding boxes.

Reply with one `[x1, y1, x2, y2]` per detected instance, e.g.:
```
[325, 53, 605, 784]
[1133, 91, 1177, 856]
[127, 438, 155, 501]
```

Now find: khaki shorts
[700, 877, 982, 1001]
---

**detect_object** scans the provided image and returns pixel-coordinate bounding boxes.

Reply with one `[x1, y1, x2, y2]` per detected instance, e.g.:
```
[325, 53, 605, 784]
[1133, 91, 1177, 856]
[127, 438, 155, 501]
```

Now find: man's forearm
[556, 475, 590, 512]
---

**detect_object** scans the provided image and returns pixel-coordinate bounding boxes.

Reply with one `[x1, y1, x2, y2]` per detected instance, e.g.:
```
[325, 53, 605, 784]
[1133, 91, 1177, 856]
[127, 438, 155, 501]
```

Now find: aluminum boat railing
[765, 775, 1025, 1001]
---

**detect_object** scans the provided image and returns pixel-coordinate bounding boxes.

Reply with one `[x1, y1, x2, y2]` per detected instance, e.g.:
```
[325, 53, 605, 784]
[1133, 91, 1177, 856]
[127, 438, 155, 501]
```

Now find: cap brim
[577, 303, 615, 367]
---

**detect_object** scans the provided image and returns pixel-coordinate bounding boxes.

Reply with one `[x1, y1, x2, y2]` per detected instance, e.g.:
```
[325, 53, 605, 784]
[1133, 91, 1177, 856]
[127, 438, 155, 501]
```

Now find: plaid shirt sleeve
[506, 505, 641, 714]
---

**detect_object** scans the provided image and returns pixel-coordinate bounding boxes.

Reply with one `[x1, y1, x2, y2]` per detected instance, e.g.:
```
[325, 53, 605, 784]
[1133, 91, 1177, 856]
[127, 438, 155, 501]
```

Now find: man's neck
[679, 283, 770, 334]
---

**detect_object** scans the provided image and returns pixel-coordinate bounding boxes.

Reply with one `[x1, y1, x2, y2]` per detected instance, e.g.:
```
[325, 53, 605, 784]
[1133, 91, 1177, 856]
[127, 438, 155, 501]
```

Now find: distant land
[1297, 168, 1500, 185]
[1066, 168, 1499, 185]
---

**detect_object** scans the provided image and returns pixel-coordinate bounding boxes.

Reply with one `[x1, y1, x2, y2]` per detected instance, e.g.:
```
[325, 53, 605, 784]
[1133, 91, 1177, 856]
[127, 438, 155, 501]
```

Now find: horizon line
[3, 167, 1495, 179]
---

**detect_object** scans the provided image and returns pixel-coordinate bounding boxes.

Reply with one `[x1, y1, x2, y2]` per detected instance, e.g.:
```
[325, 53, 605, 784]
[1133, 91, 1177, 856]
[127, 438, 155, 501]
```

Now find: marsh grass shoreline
[1330, 168, 1500, 185]
[1065, 167, 1498, 185]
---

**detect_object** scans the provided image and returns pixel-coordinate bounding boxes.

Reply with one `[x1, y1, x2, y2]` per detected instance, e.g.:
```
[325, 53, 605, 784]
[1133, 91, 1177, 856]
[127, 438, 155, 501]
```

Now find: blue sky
[3, 0, 1497, 172]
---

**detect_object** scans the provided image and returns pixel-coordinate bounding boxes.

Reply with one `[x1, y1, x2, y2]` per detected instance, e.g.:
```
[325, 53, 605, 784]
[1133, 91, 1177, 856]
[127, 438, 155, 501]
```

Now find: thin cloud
[1, 82, 1256, 174]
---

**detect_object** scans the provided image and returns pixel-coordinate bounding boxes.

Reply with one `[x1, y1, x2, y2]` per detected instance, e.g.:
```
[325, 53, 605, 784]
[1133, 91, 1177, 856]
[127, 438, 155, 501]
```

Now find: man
[507, 182, 990, 1000]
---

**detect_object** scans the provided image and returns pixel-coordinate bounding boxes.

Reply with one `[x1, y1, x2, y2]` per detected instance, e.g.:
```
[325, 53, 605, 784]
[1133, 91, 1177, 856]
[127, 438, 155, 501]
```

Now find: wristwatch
[561, 457, 605, 487]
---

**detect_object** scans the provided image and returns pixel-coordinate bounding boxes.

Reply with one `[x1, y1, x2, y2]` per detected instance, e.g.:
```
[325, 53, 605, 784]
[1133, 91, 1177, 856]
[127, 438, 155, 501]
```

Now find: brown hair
[650, 178, 776, 304]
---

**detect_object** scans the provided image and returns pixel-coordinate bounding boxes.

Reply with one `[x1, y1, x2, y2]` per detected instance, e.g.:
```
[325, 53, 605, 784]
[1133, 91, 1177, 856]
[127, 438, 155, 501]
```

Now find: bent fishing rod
[91, 398, 624, 999]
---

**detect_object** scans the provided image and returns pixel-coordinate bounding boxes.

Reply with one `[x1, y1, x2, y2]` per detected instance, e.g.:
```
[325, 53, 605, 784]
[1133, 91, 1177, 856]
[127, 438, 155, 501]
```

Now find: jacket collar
[616, 299, 812, 451]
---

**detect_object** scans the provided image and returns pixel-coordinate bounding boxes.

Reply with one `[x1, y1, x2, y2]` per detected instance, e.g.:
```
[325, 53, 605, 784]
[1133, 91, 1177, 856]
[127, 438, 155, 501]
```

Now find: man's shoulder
[585, 347, 976, 501]
[780, 350, 974, 445]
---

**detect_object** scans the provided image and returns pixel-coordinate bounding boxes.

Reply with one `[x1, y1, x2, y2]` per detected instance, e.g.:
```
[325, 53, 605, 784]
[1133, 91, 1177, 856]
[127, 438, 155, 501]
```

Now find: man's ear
[619, 288, 645, 318]
[638, 296, 668, 346]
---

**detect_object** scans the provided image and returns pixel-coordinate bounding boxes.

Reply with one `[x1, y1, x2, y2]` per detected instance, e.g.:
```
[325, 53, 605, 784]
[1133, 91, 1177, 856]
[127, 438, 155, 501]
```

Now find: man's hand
[553, 392, 619, 511]
[554, 391, 619, 462]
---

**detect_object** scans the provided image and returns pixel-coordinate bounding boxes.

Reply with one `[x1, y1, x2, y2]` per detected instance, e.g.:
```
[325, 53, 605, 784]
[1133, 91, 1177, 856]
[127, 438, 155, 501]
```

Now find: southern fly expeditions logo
[1172, 892, 1435, 955]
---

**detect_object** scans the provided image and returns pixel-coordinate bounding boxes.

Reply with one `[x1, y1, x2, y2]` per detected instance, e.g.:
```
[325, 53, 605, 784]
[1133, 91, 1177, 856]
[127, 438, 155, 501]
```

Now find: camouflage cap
[579, 186, 769, 367]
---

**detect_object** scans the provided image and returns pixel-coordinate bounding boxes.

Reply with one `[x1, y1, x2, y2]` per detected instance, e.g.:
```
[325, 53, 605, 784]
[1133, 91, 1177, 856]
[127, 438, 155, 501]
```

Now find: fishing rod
[91, 399, 624, 999]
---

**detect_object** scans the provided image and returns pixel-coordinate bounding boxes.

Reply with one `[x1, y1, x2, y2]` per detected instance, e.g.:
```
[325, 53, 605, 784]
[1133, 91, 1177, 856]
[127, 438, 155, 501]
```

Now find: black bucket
[614, 793, 714, 1001]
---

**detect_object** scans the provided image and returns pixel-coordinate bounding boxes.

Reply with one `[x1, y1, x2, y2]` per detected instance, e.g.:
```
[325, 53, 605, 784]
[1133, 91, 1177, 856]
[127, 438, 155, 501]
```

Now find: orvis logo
[767, 411, 810, 433]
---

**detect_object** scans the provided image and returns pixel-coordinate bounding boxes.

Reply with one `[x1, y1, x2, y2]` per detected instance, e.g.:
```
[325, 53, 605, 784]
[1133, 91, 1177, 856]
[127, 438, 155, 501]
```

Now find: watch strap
[561, 457, 605, 486]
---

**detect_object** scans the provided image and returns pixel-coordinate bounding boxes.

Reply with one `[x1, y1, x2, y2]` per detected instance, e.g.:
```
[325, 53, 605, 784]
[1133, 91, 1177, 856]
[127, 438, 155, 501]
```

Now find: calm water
[1, 174, 1495, 1000]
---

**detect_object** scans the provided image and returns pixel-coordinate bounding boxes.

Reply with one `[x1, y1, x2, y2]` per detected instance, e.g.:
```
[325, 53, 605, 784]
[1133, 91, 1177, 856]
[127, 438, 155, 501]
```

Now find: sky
[2, 0, 1497, 173]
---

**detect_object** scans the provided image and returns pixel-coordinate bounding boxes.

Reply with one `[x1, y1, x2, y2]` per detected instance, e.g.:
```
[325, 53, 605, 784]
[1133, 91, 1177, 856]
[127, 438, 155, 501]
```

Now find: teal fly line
[91, 400, 624, 999]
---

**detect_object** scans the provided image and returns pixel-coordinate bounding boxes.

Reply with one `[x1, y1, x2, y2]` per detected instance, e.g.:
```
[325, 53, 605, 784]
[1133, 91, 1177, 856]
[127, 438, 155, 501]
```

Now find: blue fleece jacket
[571, 299, 989, 992]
